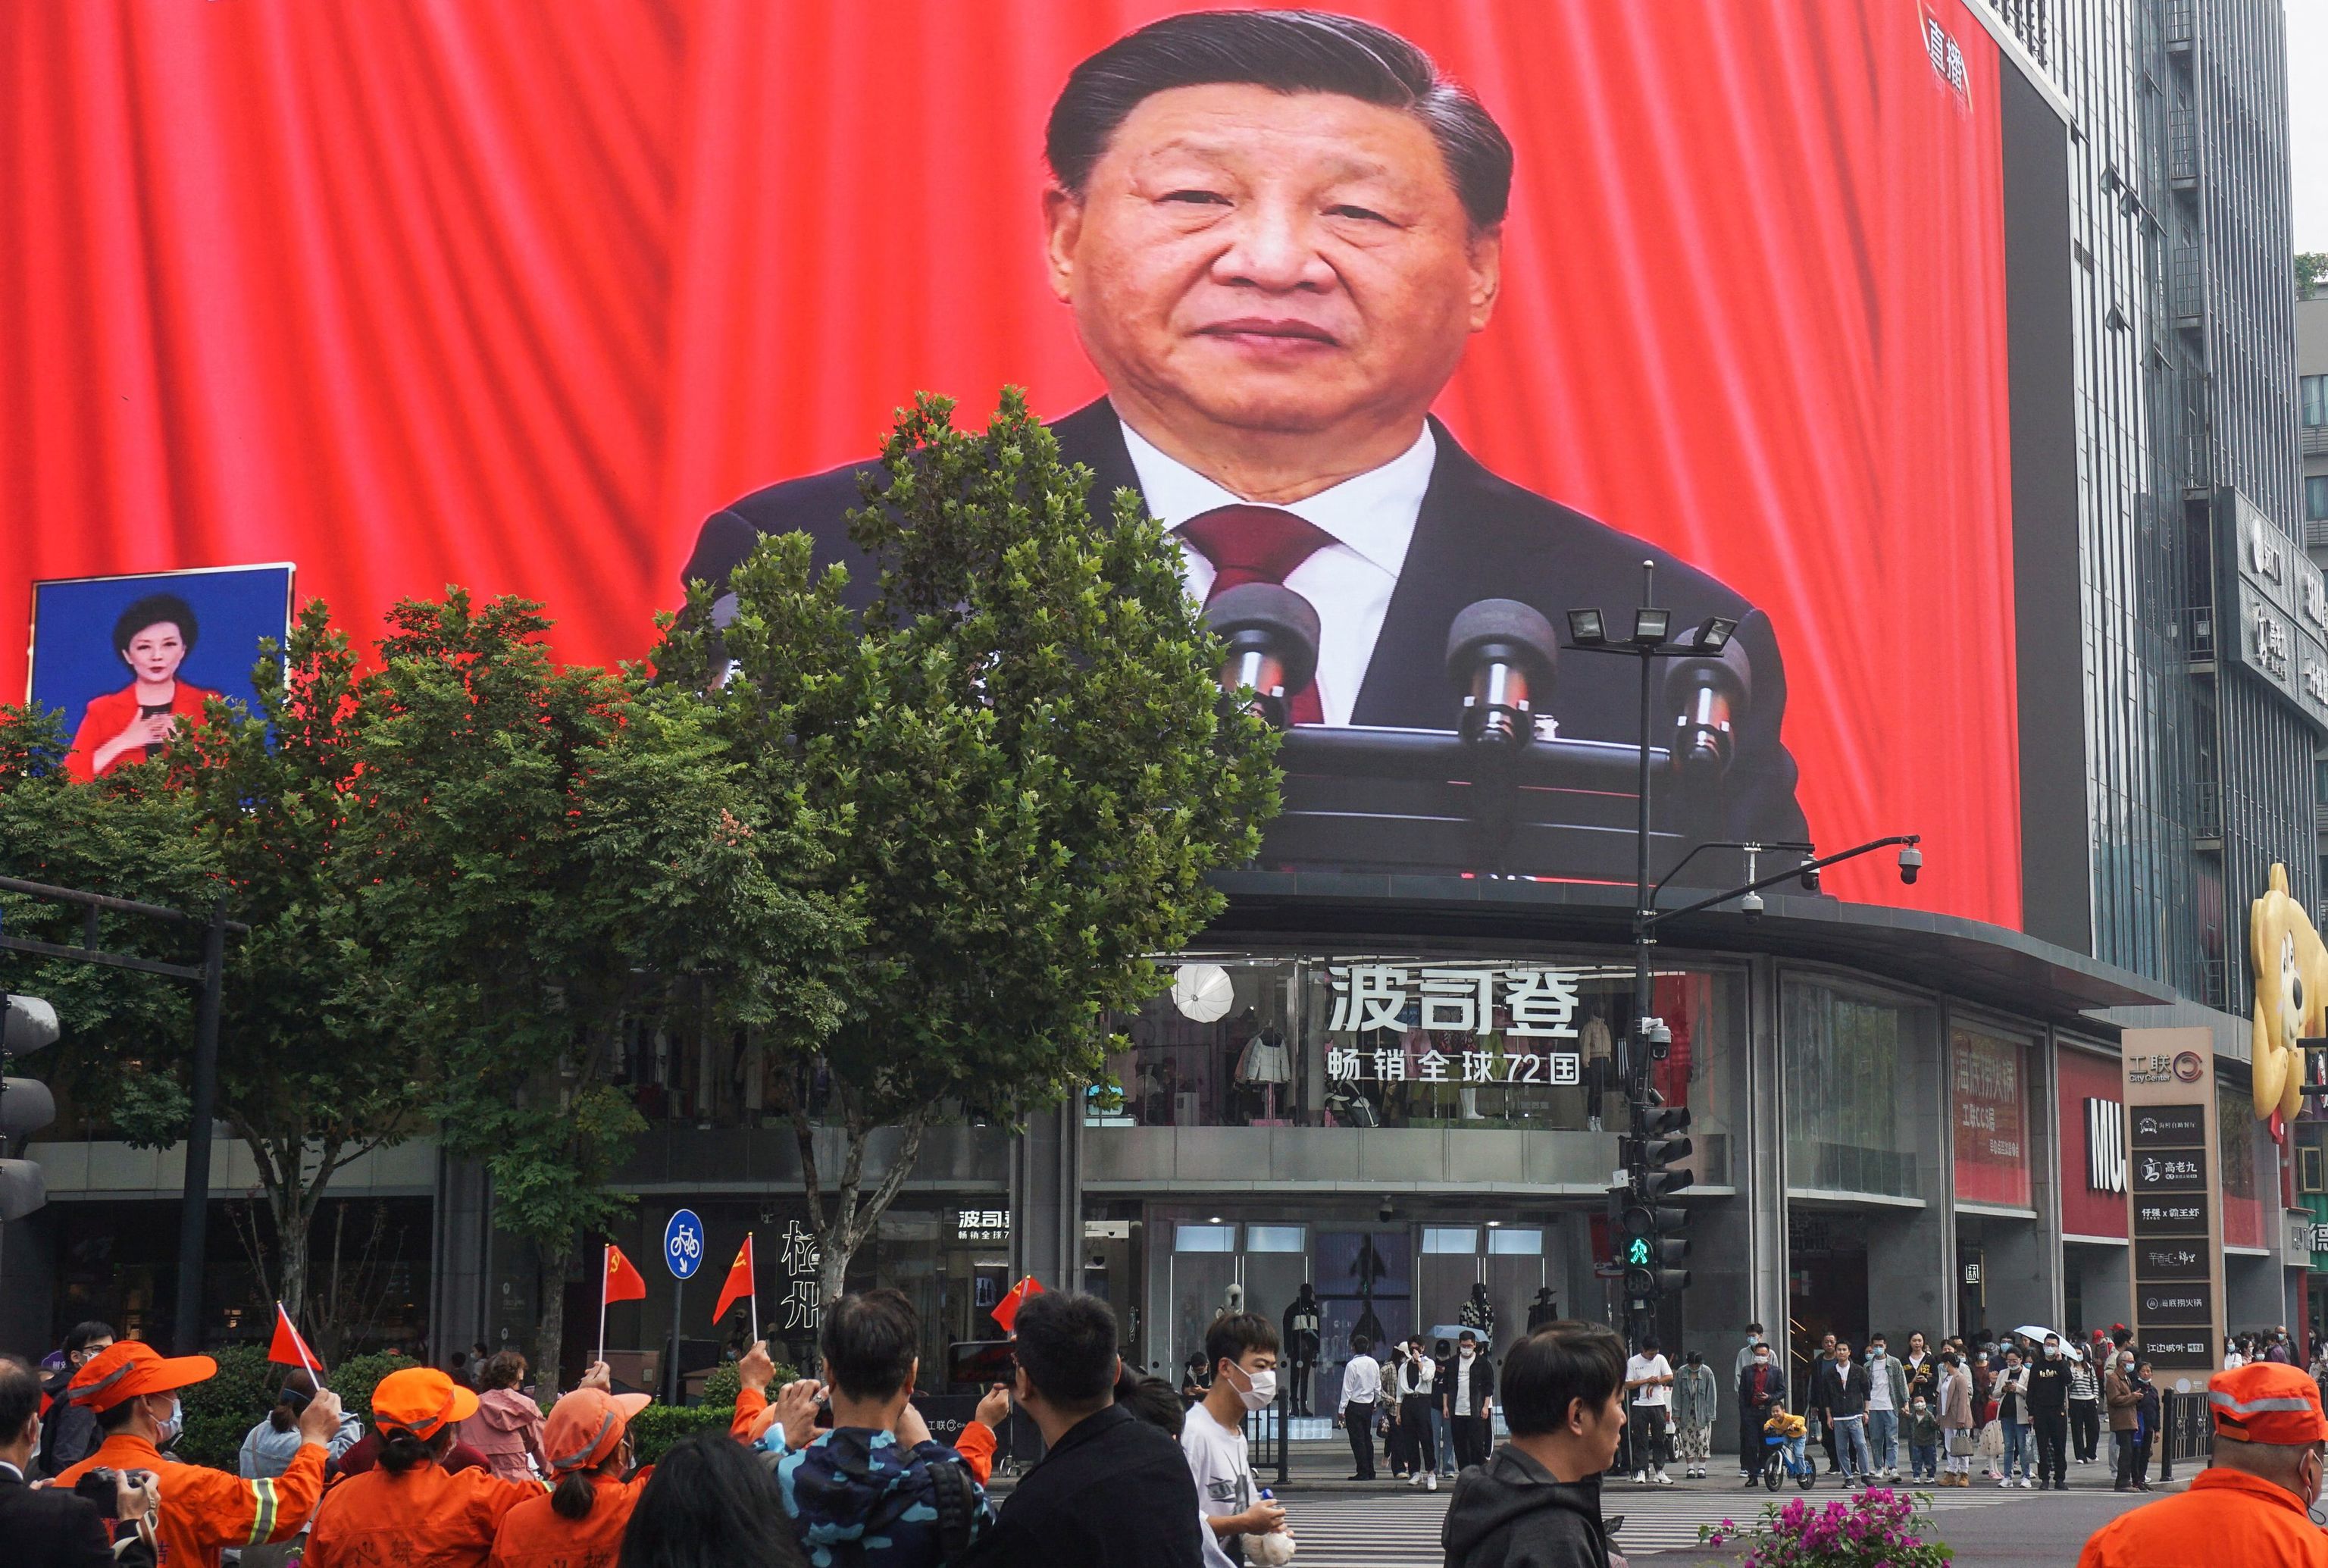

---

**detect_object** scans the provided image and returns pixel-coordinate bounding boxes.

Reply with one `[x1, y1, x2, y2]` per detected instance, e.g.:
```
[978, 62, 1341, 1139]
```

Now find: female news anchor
[64, 593, 217, 780]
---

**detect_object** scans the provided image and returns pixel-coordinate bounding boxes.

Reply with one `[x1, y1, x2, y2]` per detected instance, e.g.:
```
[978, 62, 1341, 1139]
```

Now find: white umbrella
[2011, 1324, 2084, 1363]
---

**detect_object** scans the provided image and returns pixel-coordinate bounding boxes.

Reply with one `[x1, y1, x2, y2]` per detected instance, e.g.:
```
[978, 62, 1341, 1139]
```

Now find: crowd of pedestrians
[10, 1299, 2328, 1568]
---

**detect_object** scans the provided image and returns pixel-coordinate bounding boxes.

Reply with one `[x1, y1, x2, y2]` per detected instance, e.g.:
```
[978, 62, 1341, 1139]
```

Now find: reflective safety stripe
[246, 1476, 278, 1545]
[2207, 1390, 2317, 1415]
[68, 1361, 135, 1406]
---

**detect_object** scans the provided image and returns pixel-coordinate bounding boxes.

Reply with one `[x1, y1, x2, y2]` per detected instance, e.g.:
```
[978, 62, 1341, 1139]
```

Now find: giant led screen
[2, 1, 2030, 922]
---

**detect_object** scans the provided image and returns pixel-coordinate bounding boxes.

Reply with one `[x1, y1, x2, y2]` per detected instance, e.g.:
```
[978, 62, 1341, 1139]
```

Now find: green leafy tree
[655, 389, 1279, 1302]
[161, 606, 431, 1341]
[1, 611, 430, 1344]
[2298, 252, 2326, 299]
[352, 593, 846, 1387]
[0, 708, 211, 1108]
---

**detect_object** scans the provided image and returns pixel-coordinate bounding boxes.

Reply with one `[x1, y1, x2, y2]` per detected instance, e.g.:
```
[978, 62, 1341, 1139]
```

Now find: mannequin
[1459, 1282, 1497, 1346]
[1284, 1283, 1323, 1416]
[1236, 1023, 1293, 1123]
[1580, 1009, 1614, 1131]
[1223, 1282, 1246, 1314]
[1527, 1286, 1559, 1334]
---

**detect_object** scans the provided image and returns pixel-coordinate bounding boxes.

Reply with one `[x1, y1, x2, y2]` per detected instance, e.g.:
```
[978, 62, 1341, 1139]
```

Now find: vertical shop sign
[2121, 1028, 2225, 1377]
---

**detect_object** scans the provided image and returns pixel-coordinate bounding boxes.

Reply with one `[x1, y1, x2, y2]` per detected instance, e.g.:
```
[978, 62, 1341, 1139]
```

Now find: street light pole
[1629, 561, 1657, 1102]
[1564, 578, 1924, 1354]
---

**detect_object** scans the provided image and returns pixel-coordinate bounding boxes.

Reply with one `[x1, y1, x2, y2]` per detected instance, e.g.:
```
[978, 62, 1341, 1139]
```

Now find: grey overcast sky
[2295, 0, 2327, 251]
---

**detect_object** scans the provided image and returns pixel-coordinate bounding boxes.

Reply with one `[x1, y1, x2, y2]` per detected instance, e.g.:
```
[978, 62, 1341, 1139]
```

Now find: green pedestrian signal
[1626, 1236, 1652, 1266]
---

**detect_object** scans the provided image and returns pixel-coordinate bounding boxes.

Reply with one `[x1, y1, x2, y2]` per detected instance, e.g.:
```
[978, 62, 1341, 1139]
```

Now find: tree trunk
[536, 1237, 573, 1392]
[812, 1113, 929, 1307]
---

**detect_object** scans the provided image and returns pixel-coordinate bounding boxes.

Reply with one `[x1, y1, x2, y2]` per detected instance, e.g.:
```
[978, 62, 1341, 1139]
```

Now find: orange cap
[2208, 1361, 2328, 1444]
[542, 1386, 652, 1475]
[67, 1341, 217, 1412]
[371, 1367, 480, 1440]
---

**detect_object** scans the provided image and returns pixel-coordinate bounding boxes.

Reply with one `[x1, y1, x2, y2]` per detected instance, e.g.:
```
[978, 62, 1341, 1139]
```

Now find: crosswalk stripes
[1270, 1482, 2025, 1564]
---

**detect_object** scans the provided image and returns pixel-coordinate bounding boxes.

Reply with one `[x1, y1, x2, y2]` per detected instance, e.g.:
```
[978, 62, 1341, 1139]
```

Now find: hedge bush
[175, 1345, 419, 1469]
[623, 1357, 789, 1465]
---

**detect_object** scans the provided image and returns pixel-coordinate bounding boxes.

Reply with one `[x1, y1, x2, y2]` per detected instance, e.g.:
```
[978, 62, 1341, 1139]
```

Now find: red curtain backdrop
[1, 0, 2017, 925]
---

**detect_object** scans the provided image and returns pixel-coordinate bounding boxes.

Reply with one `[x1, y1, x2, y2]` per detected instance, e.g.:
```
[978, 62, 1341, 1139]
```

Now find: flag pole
[597, 1244, 611, 1367]
[749, 1232, 759, 1350]
[279, 1301, 324, 1391]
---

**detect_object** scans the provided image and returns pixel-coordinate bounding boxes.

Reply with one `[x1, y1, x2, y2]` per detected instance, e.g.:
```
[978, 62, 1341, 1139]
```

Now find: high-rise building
[1991, 0, 2311, 1017]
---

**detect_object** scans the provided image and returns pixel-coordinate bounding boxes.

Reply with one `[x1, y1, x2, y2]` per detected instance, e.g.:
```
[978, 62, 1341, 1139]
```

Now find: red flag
[604, 1243, 649, 1304]
[991, 1275, 1044, 1334]
[712, 1234, 756, 1327]
[268, 1303, 322, 1374]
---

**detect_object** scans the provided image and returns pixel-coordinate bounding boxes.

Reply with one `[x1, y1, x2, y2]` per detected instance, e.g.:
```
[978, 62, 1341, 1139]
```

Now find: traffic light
[1635, 1106, 1694, 1198]
[1618, 1200, 1690, 1298]
[3, 994, 58, 1055]
[1616, 1105, 1693, 1304]
[1, 993, 61, 1222]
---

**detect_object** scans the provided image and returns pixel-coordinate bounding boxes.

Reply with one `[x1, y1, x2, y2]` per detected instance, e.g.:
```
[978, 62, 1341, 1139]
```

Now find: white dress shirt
[1120, 418, 1436, 728]
[1339, 1350, 1383, 1410]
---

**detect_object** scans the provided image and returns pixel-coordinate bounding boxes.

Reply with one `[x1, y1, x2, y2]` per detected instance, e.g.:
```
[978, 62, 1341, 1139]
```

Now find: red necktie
[1177, 503, 1332, 724]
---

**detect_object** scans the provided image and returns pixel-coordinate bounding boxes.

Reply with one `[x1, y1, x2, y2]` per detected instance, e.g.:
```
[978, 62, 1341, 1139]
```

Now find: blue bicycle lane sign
[664, 1208, 705, 1279]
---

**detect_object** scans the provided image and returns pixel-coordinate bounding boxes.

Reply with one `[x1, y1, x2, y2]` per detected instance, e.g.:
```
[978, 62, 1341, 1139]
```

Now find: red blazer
[64, 681, 217, 781]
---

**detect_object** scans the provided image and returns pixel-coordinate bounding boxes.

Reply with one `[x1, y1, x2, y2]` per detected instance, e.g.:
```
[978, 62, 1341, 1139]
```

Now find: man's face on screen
[1046, 83, 1498, 453]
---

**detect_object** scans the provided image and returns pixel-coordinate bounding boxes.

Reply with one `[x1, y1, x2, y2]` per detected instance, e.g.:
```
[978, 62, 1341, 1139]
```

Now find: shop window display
[1101, 954, 1739, 1182]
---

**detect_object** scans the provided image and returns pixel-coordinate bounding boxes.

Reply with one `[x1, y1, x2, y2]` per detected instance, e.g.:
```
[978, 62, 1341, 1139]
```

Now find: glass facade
[1100, 952, 1741, 1183]
[1952, 1022, 2035, 1208]
[1993, 0, 2309, 1014]
[1782, 977, 1937, 1199]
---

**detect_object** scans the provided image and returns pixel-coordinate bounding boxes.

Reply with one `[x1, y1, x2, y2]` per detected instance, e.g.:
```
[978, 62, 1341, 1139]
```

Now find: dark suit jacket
[0, 1465, 129, 1568]
[953, 1404, 1203, 1568]
[687, 399, 1807, 850]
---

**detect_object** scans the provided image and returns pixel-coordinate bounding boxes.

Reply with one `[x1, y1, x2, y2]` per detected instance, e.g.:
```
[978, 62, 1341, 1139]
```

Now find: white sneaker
[1632, 1471, 1647, 1484]
[1408, 1474, 1422, 1487]
[1655, 1471, 1672, 1485]
[1426, 1472, 1438, 1492]
[1997, 1476, 2010, 1488]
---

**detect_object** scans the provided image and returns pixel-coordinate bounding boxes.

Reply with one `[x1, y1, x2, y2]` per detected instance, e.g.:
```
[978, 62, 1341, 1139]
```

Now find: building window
[2301, 1144, 2325, 1196]
[1486, 1226, 1544, 1256]
[1244, 1224, 1306, 1253]
[1422, 1226, 1479, 1254]
[2305, 374, 2328, 428]
[2307, 475, 2328, 524]
[1782, 978, 1935, 1199]
[1174, 1223, 1236, 1253]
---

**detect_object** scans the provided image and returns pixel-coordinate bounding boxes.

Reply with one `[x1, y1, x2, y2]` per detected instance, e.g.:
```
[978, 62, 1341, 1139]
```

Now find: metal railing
[1243, 1390, 1293, 1487]
[2165, 0, 2195, 49]
[2179, 605, 2217, 660]
[2302, 424, 2328, 458]
[2159, 1388, 2211, 1477]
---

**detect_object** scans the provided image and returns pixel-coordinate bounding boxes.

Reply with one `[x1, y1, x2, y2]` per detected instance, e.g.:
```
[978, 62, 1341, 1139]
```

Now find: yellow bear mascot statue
[2249, 862, 2324, 1122]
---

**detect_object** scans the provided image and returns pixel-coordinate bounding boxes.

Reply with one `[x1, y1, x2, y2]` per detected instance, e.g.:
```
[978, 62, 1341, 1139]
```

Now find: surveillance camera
[1379, 1197, 1395, 1222]
[1898, 844, 1923, 885]
[1741, 889, 1764, 919]
[1798, 862, 1821, 894]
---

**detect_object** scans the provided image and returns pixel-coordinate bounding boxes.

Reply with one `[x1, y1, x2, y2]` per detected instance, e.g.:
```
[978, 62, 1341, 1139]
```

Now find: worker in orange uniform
[485, 1384, 653, 1568]
[52, 1340, 340, 1568]
[304, 1365, 561, 1568]
[2079, 1360, 2328, 1567]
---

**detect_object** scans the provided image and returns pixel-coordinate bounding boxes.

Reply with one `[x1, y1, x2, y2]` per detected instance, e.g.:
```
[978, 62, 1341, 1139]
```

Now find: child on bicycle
[1764, 1401, 1809, 1478]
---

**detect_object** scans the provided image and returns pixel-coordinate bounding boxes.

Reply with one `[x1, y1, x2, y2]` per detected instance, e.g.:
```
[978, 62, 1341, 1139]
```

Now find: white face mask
[1222, 1361, 1276, 1413]
[1460, 1347, 1476, 1362]
[149, 1394, 184, 1447]
[2045, 1346, 2060, 1358]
